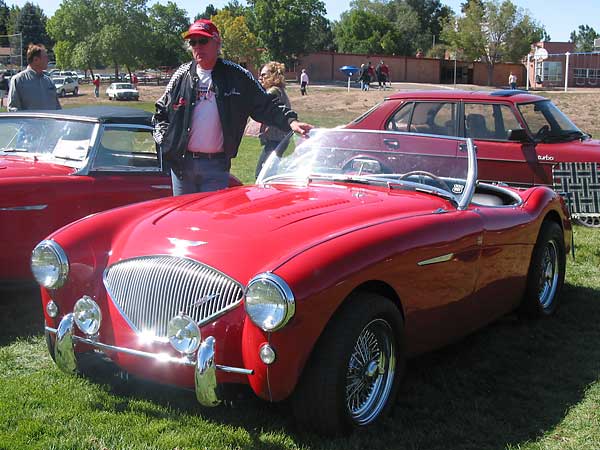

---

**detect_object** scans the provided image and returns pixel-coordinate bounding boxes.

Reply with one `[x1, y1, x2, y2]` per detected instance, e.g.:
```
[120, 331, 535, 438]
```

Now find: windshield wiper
[543, 130, 587, 143]
[0, 147, 28, 153]
[308, 174, 393, 186]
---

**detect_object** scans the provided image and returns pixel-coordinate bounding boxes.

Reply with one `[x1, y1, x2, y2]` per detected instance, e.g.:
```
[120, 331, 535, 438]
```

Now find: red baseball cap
[182, 19, 220, 40]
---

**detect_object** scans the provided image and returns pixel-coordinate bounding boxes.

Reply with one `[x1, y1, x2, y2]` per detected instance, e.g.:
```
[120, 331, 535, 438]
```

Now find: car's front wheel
[520, 220, 565, 317]
[292, 293, 404, 435]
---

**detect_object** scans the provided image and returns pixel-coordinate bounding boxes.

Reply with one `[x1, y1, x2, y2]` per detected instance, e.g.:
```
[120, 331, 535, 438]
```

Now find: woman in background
[255, 61, 292, 178]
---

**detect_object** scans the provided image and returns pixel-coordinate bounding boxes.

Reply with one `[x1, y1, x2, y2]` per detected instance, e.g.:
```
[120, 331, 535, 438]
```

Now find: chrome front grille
[104, 255, 244, 338]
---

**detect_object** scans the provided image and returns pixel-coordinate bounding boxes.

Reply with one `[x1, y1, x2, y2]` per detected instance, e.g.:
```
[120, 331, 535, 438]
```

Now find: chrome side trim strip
[150, 185, 172, 190]
[45, 326, 253, 375]
[0, 204, 48, 211]
[417, 253, 454, 266]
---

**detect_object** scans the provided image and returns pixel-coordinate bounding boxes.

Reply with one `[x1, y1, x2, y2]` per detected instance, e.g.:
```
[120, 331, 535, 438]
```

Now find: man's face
[33, 50, 49, 70]
[189, 36, 219, 69]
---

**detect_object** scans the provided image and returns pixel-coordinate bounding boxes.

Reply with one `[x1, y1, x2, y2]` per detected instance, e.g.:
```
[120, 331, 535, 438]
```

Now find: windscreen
[257, 128, 475, 206]
[0, 117, 95, 166]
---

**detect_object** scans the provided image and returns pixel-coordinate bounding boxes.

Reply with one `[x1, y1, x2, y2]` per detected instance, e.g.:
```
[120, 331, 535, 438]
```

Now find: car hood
[540, 137, 600, 162]
[109, 183, 449, 283]
[0, 156, 74, 179]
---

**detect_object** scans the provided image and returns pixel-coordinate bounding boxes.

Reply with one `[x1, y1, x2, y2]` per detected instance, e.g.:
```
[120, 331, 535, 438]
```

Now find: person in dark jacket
[153, 19, 312, 195]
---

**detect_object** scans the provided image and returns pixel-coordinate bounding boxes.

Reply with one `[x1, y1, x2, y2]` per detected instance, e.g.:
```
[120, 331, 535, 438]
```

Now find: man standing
[153, 19, 312, 195]
[93, 75, 101, 98]
[8, 44, 60, 111]
[508, 72, 517, 89]
[300, 68, 309, 95]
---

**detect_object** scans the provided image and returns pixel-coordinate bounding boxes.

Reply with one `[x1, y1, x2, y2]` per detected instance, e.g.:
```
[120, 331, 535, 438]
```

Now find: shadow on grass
[0, 284, 43, 346]
[1, 282, 598, 449]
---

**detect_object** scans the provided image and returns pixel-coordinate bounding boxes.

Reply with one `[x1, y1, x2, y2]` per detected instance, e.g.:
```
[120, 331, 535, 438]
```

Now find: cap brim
[182, 30, 213, 40]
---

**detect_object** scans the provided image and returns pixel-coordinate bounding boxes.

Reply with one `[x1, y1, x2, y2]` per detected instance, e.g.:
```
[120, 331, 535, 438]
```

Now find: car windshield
[518, 100, 587, 142]
[257, 129, 476, 208]
[115, 83, 134, 89]
[0, 117, 95, 167]
[53, 77, 65, 84]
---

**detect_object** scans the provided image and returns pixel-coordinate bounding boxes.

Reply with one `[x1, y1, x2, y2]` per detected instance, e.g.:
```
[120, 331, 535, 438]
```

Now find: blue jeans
[171, 155, 229, 196]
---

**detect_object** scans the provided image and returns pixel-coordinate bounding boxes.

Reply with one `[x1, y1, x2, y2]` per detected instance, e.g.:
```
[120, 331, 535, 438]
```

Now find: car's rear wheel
[59, 89, 65, 97]
[73, 87, 78, 96]
[573, 215, 600, 228]
[520, 221, 565, 317]
[292, 293, 404, 435]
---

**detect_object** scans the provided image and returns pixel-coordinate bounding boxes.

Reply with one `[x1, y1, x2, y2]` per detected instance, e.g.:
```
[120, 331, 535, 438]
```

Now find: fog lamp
[259, 343, 276, 365]
[73, 296, 102, 335]
[46, 300, 59, 318]
[167, 314, 201, 355]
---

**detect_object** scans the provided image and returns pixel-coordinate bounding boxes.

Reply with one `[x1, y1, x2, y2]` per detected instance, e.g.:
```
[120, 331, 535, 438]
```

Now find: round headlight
[73, 296, 102, 335]
[31, 240, 69, 289]
[167, 314, 201, 355]
[245, 273, 295, 332]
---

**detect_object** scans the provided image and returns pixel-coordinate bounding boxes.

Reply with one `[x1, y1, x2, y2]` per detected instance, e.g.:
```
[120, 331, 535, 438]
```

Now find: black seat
[466, 113, 491, 139]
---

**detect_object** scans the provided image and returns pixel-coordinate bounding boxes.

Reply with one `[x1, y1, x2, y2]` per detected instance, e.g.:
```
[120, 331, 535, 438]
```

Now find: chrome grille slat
[104, 256, 244, 338]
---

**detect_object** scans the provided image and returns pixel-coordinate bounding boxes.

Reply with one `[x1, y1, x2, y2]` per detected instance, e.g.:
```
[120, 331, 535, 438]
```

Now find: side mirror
[507, 128, 530, 142]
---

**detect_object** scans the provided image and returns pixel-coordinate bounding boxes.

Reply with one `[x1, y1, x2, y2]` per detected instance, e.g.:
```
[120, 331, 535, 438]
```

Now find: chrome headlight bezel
[31, 240, 69, 289]
[245, 273, 295, 332]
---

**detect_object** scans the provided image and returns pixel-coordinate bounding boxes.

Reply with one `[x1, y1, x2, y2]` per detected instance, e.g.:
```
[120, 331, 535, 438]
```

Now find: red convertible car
[34, 129, 571, 435]
[0, 106, 172, 282]
[347, 90, 600, 227]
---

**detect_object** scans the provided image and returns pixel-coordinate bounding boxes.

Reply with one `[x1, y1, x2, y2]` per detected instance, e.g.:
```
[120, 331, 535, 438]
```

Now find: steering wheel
[399, 170, 452, 192]
[535, 125, 550, 139]
[341, 155, 391, 175]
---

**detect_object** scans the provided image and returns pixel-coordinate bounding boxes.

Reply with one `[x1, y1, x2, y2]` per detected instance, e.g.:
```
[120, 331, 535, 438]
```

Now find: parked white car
[52, 77, 79, 97]
[106, 82, 139, 101]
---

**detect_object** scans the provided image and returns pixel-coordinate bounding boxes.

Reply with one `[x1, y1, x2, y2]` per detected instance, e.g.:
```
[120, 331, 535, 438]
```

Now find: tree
[247, 0, 327, 64]
[0, 0, 10, 37]
[14, 2, 51, 60]
[211, 9, 260, 66]
[309, 15, 335, 52]
[570, 25, 600, 52]
[148, 2, 189, 68]
[47, 0, 103, 72]
[442, 0, 545, 85]
[195, 4, 218, 21]
[333, 9, 398, 55]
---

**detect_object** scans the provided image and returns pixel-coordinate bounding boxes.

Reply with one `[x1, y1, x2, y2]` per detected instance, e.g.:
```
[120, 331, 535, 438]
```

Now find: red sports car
[0, 106, 240, 283]
[34, 129, 571, 435]
[347, 89, 600, 227]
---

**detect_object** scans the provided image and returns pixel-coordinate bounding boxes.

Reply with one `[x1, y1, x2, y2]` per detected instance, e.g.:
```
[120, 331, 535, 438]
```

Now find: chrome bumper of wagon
[46, 313, 253, 407]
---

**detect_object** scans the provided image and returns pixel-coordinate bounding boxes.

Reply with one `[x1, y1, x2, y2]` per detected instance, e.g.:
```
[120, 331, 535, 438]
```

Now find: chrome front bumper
[46, 313, 253, 407]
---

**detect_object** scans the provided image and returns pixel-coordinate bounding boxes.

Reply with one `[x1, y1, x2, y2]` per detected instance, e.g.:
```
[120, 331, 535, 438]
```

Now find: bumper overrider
[45, 313, 253, 407]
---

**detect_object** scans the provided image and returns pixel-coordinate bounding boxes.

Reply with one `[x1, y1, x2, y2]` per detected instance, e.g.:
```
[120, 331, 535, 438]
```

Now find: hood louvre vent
[104, 255, 244, 338]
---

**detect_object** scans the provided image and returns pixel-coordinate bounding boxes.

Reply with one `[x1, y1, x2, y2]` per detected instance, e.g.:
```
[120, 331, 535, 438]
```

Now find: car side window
[386, 102, 413, 131]
[92, 126, 160, 171]
[464, 103, 520, 140]
[409, 102, 457, 136]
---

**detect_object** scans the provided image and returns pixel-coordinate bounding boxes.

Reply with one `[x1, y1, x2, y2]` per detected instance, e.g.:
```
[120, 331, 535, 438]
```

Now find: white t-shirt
[187, 67, 224, 154]
[300, 72, 309, 84]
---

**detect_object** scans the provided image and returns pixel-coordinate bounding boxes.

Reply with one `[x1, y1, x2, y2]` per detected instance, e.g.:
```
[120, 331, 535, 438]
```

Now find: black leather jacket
[153, 58, 298, 178]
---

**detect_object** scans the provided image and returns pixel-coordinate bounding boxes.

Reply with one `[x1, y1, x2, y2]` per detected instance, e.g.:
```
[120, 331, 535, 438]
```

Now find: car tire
[59, 89, 65, 97]
[73, 87, 78, 96]
[519, 221, 565, 318]
[292, 292, 404, 435]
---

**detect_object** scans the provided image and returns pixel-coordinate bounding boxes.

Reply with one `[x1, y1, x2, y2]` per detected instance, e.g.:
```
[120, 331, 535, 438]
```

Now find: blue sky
[11, 0, 599, 42]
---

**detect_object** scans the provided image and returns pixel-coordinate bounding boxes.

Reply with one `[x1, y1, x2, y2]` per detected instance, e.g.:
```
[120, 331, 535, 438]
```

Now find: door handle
[383, 139, 399, 149]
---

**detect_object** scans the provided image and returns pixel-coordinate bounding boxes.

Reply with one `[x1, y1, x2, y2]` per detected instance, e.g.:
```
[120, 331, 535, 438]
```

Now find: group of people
[358, 60, 390, 91]
[7, 20, 312, 197]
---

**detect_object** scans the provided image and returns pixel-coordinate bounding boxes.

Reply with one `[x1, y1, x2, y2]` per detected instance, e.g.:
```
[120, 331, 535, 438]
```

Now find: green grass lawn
[1, 90, 598, 449]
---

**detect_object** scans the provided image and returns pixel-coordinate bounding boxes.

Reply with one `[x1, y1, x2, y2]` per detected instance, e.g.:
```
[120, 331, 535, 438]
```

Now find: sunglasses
[189, 37, 210, 46]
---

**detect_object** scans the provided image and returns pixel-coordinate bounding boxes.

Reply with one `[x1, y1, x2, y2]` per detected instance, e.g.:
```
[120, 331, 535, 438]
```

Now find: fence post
[526, 53, 530, 90]
[564, 51, 570, 92]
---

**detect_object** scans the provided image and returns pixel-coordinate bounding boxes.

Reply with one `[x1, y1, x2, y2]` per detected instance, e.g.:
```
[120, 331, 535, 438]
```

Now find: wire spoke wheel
[537, 239, 559, 310]
[345, 318, 396, 425]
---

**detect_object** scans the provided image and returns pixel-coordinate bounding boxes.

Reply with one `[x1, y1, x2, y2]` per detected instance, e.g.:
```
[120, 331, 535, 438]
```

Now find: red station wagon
[347, 90, 600, 227]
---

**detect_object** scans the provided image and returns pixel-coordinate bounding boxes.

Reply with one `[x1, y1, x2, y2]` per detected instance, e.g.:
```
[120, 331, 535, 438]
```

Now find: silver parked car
[52, 77, 79, 97]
